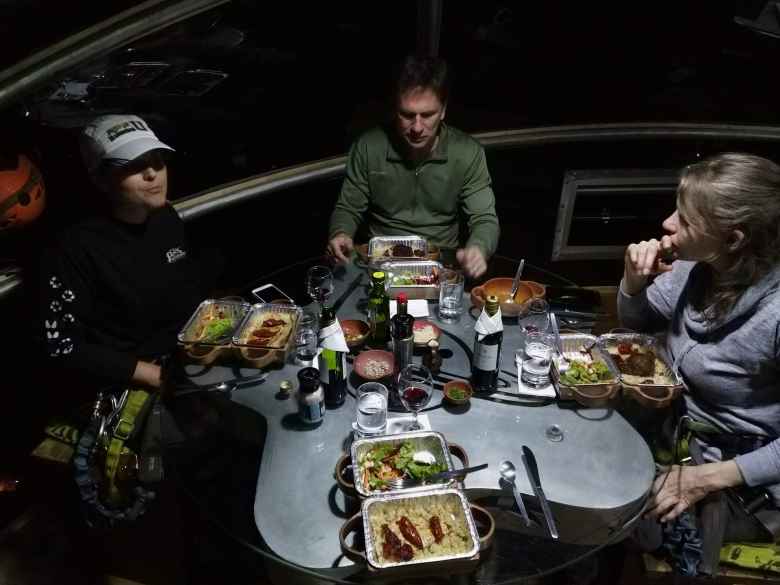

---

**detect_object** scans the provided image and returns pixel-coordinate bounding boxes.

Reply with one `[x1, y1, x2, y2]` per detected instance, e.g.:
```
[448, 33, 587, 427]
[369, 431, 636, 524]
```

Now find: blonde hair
[677, 153, 780, 319]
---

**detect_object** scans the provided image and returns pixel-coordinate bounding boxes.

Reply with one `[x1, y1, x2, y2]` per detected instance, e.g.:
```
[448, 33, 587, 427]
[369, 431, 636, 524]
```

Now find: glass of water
[355, 382, 388, 437]
[438, 269, 465, 322]
[520, 331, 554, 388]
[295, 311, 319, 364]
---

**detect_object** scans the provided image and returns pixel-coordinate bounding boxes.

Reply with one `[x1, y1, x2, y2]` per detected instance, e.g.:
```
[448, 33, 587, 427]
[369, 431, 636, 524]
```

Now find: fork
[386, 463, 489, 490]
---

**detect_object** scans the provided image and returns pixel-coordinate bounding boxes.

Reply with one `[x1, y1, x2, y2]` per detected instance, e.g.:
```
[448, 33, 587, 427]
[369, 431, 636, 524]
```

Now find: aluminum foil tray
[551, 333, 622, 402]
[177, 299, 251, 347]
[368, 235, 428, 261]
[380, 260, 442, 300]
[351, 430, 455, 498]
[597, 333, 683, 391]
[231, 303, 302, 367]
[361, 488, 479, 570]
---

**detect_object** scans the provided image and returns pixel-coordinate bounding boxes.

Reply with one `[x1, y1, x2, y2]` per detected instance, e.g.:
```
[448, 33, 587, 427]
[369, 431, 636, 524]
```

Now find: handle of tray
[339, 512, 367, 563]
[334, 453, 357, 495]
[626, 383, 676, 409]
[448, 442, 470, 469]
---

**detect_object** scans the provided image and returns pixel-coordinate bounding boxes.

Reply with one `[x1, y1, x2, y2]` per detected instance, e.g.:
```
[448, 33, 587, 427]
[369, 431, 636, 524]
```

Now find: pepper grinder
[423, 339, 442, 376]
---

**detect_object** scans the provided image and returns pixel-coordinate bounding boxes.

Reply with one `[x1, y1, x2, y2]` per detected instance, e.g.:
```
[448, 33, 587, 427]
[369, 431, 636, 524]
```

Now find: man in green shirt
[326, 55, 499, 278]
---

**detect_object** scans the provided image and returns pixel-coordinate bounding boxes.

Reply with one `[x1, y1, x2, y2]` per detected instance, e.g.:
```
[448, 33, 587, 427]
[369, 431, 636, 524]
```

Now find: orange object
[0, 154, 46, 230]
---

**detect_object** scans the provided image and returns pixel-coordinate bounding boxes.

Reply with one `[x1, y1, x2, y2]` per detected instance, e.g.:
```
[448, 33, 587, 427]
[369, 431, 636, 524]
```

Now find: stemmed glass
[306, 265, 334, 312]
[397, 364, 433, 431]
[519, 298, 550, 334]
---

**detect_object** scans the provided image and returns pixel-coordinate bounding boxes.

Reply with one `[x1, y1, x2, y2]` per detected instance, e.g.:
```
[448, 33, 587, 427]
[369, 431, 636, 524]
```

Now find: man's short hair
[396, 55, 450, 104]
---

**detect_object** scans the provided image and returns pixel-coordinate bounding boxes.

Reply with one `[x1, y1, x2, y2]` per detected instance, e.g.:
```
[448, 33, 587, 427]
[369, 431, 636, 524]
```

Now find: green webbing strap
[104, 389, 150, 506]
[682, 417, 726, 436]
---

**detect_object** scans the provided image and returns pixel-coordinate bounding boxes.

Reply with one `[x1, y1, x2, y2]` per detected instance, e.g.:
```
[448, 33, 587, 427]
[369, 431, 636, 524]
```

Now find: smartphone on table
[251, 283, 294, 304]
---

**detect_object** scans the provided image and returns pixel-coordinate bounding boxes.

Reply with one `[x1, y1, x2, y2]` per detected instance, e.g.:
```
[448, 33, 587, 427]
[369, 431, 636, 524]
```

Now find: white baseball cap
[81, 114, 174, 175]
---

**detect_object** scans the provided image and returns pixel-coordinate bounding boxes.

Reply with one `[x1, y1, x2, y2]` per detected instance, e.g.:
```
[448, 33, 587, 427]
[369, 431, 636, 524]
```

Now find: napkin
[515, 360, 557, 398]
[318, 320, 349, 352]
[390, 299, 429, 318]
[474, 306, 503, 341]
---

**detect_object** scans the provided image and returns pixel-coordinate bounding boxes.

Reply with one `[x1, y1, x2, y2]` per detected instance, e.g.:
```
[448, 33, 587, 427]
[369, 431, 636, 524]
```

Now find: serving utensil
[549, 313, 567, 368]
[498, 460, 532, 526]
[521, 445, 559, 539]
[174, 374, 267, 397]
[506, 258, 526, 304]
[387, 463, 489, 490]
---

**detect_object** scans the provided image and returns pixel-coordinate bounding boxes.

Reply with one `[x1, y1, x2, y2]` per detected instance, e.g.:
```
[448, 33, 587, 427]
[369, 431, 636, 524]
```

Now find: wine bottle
[367, 271, 390, 347]
[391, 292, 414, 372]
[318, 305, 346, 408]
[472, 295, 503, 392]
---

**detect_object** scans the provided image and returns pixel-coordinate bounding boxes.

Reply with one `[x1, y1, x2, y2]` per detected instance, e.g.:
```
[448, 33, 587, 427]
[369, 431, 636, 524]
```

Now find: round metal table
[166, 260, 654, 584]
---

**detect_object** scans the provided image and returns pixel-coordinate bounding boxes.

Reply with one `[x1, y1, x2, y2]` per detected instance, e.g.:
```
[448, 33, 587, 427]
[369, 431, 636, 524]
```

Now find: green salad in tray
[359, 441, 446, 491]
[199, 317, 235, 343]
[559, 359, 614, 386]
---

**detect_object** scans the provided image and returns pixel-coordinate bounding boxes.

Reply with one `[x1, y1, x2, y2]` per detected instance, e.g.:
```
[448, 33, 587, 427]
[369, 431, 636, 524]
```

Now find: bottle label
[473, 343, 499, 371]
[300, 400, 324, 424]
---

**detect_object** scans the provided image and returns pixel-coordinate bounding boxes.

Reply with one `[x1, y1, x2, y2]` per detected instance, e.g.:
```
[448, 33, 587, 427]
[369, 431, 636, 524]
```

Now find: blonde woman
[619, 153, 780, 572]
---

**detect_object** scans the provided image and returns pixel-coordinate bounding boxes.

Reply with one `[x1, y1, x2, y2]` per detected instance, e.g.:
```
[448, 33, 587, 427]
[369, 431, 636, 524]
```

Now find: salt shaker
[422, 339, 442, 376]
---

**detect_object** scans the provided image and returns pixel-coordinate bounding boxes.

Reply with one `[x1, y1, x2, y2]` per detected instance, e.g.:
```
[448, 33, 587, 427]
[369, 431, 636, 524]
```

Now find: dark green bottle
[318, 305, 346, 408]
[367, 271, 390, 347]
[472, 295, 503, 393]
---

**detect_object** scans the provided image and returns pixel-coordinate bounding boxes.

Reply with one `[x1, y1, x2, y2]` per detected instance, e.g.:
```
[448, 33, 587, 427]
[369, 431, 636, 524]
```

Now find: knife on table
[521, 445, 559, 539]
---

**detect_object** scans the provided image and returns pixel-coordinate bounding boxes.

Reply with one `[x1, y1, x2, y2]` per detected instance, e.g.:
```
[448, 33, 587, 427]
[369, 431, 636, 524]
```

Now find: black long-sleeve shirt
[40, 205, 204, 387]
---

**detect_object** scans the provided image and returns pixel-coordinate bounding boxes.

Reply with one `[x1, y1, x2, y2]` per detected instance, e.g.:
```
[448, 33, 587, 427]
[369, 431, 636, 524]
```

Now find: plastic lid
[397, 292, 408, 304]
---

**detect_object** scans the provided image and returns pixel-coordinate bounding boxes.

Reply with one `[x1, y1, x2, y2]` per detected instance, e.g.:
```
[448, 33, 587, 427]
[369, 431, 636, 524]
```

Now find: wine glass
[306, 265, 334, 311]
[397, 364, 433, 431]
[519, 298, 550, 334]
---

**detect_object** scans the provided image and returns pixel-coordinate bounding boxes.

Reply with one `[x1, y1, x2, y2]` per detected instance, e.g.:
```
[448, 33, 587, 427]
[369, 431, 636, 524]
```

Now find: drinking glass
[520, 331, 554, 388]
[306, 265, 334, 311]
[397, 364, 433, 431]
[355, 382, 388, 437]
[295, 311, 319, 364]
[519, 298, 550, 334]
[438, 269, 465, 322]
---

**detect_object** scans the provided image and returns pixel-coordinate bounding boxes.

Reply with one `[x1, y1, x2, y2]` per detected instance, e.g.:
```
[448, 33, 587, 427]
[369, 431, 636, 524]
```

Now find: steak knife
[521, 445, 559, 539]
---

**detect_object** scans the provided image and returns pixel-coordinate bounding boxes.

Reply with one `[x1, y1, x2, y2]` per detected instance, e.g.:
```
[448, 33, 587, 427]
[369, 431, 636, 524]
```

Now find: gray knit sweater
[618, 260, 780, 506]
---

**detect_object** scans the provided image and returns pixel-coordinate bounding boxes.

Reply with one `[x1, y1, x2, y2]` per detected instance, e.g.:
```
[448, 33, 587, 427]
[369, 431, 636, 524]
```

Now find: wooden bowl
[470, 504, 495, 552]
[471, 278, 537, 317]
[622, 384, 679, 409]
[443, 380, 473, 405]
[353, 350, 395, 381]
[180, 343, 222, 365]
[340, 319, 370, 350]
[412, 319, 441, 348]
[524, 280, 547, 298]
[237, 346, 276, 368]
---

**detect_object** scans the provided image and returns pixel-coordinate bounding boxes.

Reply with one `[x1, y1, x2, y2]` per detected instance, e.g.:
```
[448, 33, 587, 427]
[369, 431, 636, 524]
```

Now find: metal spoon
[506, 259, 526, 304]
[499, 460, 532, 526]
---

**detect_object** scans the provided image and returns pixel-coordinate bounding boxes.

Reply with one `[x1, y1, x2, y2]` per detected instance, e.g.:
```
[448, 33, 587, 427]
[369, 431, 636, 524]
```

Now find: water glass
[438, 269, 465, 322]
[520, 331, 554, 388]
[519, 298, 550, 334]
[295, 311, 319, 364]
[355, 382, 388, 437]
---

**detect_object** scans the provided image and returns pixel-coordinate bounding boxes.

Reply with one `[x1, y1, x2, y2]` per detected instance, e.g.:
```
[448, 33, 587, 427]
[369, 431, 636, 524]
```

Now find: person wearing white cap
[38, 114, 205, 392]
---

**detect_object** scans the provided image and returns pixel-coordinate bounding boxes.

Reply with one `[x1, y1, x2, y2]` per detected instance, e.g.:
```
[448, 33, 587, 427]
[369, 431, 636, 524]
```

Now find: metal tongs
[507, 258, 525, 303]
[521, 445, 559, 539]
